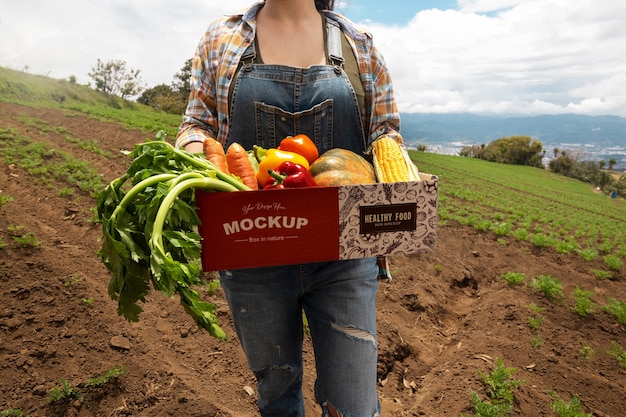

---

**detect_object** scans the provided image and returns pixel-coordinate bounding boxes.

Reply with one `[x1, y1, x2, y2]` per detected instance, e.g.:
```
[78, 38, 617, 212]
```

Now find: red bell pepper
[263, 161, 318, 189]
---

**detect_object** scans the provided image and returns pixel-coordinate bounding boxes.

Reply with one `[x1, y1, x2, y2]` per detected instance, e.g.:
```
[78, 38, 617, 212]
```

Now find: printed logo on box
[359, 203, 417, 234]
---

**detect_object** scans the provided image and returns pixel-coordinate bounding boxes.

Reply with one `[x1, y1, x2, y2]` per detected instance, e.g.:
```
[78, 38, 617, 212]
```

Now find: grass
[0, 127, 106, 197]
[410, 152, 626, 267]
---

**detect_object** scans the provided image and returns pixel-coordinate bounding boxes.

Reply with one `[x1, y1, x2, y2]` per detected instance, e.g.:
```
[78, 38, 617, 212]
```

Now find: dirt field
[0, 102, 624, 416]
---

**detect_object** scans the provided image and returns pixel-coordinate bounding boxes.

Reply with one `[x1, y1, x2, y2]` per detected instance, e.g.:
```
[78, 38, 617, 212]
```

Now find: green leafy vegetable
[97, 132, 249, 340]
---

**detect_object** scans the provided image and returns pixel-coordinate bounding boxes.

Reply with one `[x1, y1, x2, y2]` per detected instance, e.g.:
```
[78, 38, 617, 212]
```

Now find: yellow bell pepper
[256, 148, 310, 186]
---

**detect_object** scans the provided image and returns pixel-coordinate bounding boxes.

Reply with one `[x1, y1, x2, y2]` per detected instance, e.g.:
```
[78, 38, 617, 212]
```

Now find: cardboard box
[196, 173, 438, 271]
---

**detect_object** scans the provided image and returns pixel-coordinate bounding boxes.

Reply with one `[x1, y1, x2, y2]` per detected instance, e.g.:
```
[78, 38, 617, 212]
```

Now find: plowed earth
[0, 102, 624, 417]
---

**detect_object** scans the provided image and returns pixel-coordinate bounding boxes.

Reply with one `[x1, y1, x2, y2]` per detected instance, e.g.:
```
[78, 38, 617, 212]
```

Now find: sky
[1, 0, 626, 117]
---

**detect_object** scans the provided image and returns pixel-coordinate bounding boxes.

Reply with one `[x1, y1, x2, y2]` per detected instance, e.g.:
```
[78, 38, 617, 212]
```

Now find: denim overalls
[219, 20, 380, 417]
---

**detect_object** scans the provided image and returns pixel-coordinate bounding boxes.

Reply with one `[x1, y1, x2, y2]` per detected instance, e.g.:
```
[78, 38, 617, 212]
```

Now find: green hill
[0, 66, 181, 137]
[412, 151, 625, 272]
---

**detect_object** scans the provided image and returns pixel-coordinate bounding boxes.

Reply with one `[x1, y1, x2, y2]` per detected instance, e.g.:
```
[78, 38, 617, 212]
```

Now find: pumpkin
[309, 148, 377, 186]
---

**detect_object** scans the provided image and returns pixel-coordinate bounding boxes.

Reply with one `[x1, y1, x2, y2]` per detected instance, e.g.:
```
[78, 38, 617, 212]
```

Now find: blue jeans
[220, 258, 381, 417]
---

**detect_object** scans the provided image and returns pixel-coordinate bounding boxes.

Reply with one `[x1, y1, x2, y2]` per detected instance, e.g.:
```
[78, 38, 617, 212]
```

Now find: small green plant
[572, 287, 596, 316]
[530, 336, 544, 348]
[0, 194, 14, 208]
[82, 365, 126, 388]
[491, 222, 511, 237]
[64, 274, 84, 287]
[0, 237, 7, 249]
[434, 263, 442, 274]
[46, 366, 126, 404]
[579, 343, 595, 361]
[512, 228, 528, 241]
[530, 233, 554, 248]
[0, 410, 29, 417]
[81, 297, 94, 307]
[8, 225, 42, 248]
[58, 187, 75, 197]
[205, 278, 221, 296]
[527, 303, 545, 314]
[463, 391, 513, 417]
[604, 299, 626, 324]
[555, 240, 578, 254]
[12, 231, 42, 248]
[527, 315, 544, 331]
[577, 248, 598, 261]
[7, 225, 23, 233]
[479, 358, 525, 406]
[607, 341, 626, 369]
[603, 254, 623, 271]
[530, 274, 564, 302]
[590, 269, 613, 280]
[548, 392, 591, 417]
[47, 379, 82, 403]
[501, 271, 526, 286]
[302, 312, 311, 335]
[461, 358, 525, 417]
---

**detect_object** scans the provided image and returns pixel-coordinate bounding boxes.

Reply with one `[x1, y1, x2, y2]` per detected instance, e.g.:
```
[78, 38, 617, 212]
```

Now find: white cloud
[0, 0, 251, 86]
[361, 0, 626, 115]
[1, 0, 626, 116]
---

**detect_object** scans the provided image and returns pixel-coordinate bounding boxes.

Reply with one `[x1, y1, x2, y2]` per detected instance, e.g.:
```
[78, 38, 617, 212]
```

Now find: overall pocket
[254, 99, 334, 153]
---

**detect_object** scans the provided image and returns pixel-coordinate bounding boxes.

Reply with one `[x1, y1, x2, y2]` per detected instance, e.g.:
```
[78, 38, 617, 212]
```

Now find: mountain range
[399, 113, 626, 170]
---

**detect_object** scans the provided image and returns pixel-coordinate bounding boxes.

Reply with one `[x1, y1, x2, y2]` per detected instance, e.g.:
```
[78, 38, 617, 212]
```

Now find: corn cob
[372, 136, 414, 182]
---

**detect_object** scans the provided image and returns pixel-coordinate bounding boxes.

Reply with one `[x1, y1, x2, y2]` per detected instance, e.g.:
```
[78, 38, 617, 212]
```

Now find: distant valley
[400, 113, 626, 170]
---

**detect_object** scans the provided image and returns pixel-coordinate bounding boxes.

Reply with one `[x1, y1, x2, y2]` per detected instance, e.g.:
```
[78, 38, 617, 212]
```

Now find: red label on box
[196, 187, 340, 270]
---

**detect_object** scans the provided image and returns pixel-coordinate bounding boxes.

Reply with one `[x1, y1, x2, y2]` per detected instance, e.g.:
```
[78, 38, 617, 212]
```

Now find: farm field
[0, 70, 625, 416]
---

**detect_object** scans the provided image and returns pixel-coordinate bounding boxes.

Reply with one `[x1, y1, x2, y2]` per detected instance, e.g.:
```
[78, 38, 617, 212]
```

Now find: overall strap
[241, 42, 257, 71]
[326, 19, 345, 71]
[242, 19, 344, 71]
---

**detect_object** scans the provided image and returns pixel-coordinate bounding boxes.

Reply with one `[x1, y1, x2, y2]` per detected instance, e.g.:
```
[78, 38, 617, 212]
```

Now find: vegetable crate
[196, 173, 438, 270]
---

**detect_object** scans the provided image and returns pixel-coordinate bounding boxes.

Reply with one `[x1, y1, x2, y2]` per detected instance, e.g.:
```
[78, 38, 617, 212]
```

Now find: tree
[549, 155, 574, 175]
[599, 160, 606, 169]
[138, 84, 186, 114]
[88, 58, 145, 99]
[608, 158, 617, 170]
[172, 58, 192, 97]
[465, 135, 544, 168]
[138, 58, 192, 114]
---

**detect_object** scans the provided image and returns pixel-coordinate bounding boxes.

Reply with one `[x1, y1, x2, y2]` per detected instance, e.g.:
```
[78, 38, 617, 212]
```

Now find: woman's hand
[184, 141, 204, 154]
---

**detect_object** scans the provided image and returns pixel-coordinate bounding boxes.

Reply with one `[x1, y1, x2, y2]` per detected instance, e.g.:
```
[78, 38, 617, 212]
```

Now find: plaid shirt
[176, 2, 401, 149]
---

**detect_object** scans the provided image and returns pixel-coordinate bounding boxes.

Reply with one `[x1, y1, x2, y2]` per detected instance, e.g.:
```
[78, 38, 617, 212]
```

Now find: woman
[176, 1, 402, 415]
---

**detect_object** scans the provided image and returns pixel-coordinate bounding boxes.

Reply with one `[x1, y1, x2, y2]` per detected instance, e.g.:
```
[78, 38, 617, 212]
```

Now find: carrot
[226, 142, 259, 190]
[203, 137, 229, 174]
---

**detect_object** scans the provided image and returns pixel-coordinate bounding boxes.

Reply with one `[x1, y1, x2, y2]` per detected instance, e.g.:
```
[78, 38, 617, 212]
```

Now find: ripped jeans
[220, 259, 381, 417]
